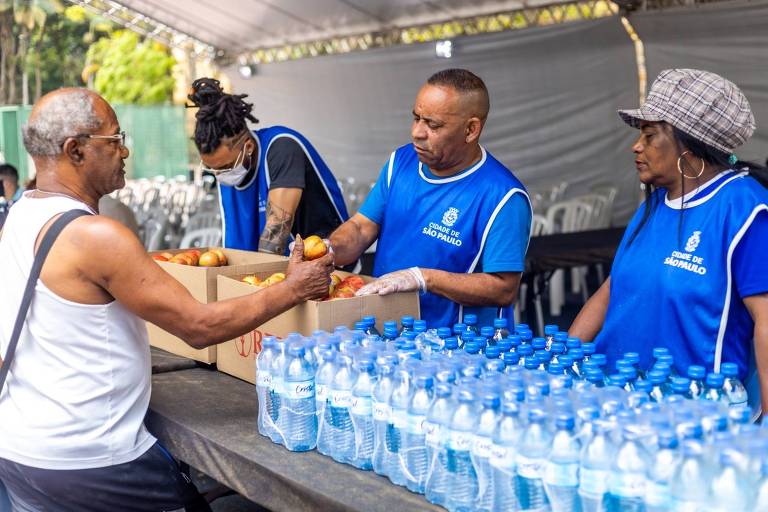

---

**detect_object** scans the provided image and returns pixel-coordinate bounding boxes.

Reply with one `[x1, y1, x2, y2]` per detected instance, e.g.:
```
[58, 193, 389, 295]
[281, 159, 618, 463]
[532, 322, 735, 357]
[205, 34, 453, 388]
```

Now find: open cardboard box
[146, 247, 287, 363]
[215, 264, 420, 383]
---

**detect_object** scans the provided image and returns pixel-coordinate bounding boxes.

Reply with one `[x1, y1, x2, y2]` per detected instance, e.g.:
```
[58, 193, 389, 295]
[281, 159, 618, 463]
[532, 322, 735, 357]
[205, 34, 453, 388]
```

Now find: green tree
[87, 30, 176, 105]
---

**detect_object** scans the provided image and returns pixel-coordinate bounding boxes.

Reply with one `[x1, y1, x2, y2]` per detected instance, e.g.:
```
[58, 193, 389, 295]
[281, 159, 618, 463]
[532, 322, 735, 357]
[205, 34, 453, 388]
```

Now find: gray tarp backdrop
[227, 0, 768, 225]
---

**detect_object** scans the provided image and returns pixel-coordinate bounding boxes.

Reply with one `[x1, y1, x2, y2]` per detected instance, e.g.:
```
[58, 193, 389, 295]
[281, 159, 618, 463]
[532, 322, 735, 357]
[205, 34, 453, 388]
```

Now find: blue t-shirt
[596, 171, 768, 380]
[359, 144, 531, 329]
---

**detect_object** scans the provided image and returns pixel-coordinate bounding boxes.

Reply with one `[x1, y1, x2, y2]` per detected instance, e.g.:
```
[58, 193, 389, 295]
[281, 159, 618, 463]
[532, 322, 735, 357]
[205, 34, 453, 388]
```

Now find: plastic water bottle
[605, 423, 648, 510]
[669, 377, 693, 399]
[702, 372, 729, 406]
[400, 315, 415, 335]
[464, 314, 480, 337]
[256, 336, 278, 438]
[686, 365, 705, 399]
[543, 324, 558, 349]
[516, 409, 552, 511]
[403, 372, 434, 493]
[281, 343, 317, 451]
[647, 370, 667, 403]
[756, 461, 768, 509]
[424, 383, 454, 506]
[720, 362, 748, 407]
[387, 363, 413, 486]
[453, 323, 468, 348]
[268, 340, 288, 445]
[543, 413, 581, 512]
[491, 399, 522, 512]
[644, 429, 679, 512]
[493, 318, 510, 344]
[329, 353, 357, 463]
[445, 389, 479, 512]
[472, 392, 501, 512]
[372, 356, 397, 476]
[362, 315, 380, 337]
[670, 440, 712, 511]
[350, 358, 377, 470]
[708, 449, 752, 511]
[444, 336, 459, 358]
[579, 420, 615, 511]
[315, 348, 336, 455]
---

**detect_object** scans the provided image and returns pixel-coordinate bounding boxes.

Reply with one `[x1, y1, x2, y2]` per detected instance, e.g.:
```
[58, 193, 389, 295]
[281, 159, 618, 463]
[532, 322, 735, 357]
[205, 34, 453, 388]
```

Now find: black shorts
[0, 442, 211, 512]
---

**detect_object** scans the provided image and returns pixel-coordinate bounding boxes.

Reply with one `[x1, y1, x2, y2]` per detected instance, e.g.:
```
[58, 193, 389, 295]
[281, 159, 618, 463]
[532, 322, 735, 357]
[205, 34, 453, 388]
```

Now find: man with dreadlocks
[188, 78, 349, 255]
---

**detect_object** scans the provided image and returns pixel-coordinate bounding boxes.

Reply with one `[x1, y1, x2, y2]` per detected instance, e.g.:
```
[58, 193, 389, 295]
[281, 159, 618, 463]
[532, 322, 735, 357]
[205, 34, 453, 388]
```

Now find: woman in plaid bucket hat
[571, 69, 768, 415]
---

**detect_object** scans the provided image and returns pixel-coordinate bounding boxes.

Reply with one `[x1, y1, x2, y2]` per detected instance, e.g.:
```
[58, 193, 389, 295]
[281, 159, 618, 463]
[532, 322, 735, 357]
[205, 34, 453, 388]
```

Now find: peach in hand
[302, 235, 328, 261]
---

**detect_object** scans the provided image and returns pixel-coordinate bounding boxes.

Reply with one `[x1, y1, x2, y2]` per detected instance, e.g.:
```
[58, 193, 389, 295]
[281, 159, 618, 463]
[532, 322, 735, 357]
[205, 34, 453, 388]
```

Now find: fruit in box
[326, 274, 365, 300]
[242, 275, 261, 286]
[154, 249, 227, 267]
[241, 272, 285, 288]
[303, 235, 328, 260]
[198, 251, 221, 267]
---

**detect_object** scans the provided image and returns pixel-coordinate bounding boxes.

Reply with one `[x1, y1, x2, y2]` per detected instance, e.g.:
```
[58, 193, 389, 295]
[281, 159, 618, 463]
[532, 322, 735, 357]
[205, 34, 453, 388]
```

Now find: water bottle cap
[502, 352, 520, 364]
[524, 359, 538, 370]
[720, 362, 738, 377]
[566, 337, 581, 348]
[607, 374, 626, 387]
[657, 354, 674, 365]
[585, 369, 604, 383]
[619, 367, 638, 379]
[729, 405, 751, 423]
[544, 325, 558, 335]
[534, 380, 550, 395]
[567, 348, 584, 361]
[634, 379, 652, 393]
[400, 315, 415, 327]
[383, 327, 399, 338]
[653, 362, 672, 375]
[686, 365, 705, 379]
[591, 354, 607, 366]
[550, 342, 565, 354]
[453, 323, 466, 334]
[517, 344, 533, 356]
[262, 336, 277, 348]
[474, 336, 488, 349]
[464, 342, 480, 355]
[403, 331, 418, 341]
[527, 408, 547, 423]
[362, 315, 376, 325]
[354, 321, 367, 330]
[414, 373, 434, 389]
[383, 320, 397, 330]
[547, 363, 564, 375]
[515, 323, 529, 332]
[623, 352, 640, 364]
[559, 355, 574, 367]
[657, 429, 678, 449]
[558, 375, 574, 389]
[493, 318, 508, 329]
[482, 392, 501, 409]
[287, 343, 306, 358]
[555, 413, 575, 430]
[480, 326, 494, 337]
[535, 351, 551, 363]
[615, 359, 633, 371]
[581, 342, 596, 355]
[497, 339, 512, 352]
[520, 330, 533, 342]
[485, 346, 501, 359]
[532, 337, 547, 350]
[671, 377, 691, 392]
[706, 372, 724, 387]
[710, 414, 728, 432]
[443, 336, 459, 350]
[583, 361, 600, 372]
[354, 359, 374, 372]
[437, 327, 452, 338]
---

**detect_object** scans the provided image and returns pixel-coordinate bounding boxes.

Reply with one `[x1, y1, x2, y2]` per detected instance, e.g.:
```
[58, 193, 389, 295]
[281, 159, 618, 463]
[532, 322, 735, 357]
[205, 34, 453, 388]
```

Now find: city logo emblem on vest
[442, 207, 459, 227]
[685, 230, 702, 253]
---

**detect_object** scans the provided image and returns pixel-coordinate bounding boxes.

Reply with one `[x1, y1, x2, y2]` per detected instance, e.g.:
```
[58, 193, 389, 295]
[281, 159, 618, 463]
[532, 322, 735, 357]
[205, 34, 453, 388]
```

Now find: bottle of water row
[281, 343, 317, 451]
[256, 336, 277, 438]
[350, 358, 376, 469]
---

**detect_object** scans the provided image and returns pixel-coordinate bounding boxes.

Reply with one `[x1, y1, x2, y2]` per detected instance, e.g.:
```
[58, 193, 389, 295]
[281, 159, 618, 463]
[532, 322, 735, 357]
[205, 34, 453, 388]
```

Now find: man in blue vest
[331, 69, 532, 329]
[187, 78, 349, 254]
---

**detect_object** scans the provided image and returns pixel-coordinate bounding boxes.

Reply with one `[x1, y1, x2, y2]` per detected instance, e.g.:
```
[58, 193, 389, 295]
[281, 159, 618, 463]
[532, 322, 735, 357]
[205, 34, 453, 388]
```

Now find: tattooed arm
[259, 187, 302, 254]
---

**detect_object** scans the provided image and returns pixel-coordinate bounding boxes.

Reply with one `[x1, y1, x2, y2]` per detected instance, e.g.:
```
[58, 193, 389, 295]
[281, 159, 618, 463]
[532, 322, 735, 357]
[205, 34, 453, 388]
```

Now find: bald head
[427, 69, 490, 122]
[23, 88, 106, 157]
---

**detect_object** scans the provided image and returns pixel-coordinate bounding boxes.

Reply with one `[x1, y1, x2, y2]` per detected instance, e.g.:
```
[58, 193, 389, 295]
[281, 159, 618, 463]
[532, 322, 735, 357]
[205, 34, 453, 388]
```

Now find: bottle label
[315, 384, 328, 402]
[579, 468, 609, 495]
[256, 372, 272, 388]
[351, 395, 372, 416]
[423, 421, 441, 448]
[392, 409, 409, 429]
[644, 481, 670, 506]
[609, 472, 645, 498]
[270, 376, 284, 394]
[490, 444, 515, 469]
[284, 379, 315, 399]
[472, 435, 493, 459]
[372, 400, 390, 422]
[449, 430, 472, 452]
[516, 455, 545, 479]
[407, 414, 426, 434]
[330, 389, 352, 409]
[543, 461, 579, 486]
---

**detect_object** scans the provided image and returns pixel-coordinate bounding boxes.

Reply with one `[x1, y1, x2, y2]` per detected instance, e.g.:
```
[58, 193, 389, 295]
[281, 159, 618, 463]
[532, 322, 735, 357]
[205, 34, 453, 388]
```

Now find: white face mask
[211, 145, 253, 187]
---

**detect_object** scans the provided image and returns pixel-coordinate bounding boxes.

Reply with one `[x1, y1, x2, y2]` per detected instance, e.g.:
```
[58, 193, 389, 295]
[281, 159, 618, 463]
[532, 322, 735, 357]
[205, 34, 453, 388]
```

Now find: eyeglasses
[73, 131, 127, 146]
[198, 132, 249, 174]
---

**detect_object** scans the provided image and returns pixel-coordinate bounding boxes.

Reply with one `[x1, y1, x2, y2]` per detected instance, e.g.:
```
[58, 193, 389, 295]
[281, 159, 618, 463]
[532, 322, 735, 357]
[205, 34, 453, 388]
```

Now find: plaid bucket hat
[618, 68, 756, 154]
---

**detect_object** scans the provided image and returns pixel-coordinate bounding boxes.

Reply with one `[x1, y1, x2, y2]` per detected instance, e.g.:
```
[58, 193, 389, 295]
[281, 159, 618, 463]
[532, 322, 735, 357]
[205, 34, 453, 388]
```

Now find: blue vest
[218, 126, 349, 252]
[374, 144, 530, 329]
[596, 171, 768, 382]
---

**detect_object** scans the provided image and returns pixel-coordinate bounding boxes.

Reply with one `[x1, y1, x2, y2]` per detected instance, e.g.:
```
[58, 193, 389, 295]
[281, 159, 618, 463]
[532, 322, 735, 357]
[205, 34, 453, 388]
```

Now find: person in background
[0, 87, 333, 511]
[187, 77, 349, 255]
[331, 68, 532, 329]
[569, 68, 768, 414]
[0, 164, 23, 205]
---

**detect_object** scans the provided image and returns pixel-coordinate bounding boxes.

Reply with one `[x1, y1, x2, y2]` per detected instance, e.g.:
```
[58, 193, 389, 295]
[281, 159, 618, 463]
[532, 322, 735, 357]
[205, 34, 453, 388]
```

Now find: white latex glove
[355, 267, 426, 296]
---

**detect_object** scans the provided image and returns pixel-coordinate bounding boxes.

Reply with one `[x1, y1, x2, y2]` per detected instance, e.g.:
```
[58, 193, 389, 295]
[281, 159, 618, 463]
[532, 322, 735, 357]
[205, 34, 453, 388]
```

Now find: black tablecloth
[525, 226, 626, 274]
[146, 368, 443, 512]
[150, 347, 198, 374]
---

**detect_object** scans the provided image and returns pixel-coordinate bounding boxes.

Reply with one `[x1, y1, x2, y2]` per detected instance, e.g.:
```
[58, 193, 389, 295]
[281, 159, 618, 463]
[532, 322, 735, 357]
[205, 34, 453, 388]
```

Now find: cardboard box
[146, 248, 287, 363]
[215, 267, 420, 383]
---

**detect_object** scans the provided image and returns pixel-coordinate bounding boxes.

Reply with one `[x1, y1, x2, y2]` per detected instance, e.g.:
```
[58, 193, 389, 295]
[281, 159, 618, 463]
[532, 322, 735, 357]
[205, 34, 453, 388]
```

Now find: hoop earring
[676, 150, 705, 179]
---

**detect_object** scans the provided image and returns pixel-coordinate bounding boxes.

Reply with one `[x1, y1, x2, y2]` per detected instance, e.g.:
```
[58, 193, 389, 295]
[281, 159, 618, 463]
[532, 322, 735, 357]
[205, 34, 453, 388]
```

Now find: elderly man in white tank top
[0, 88, 335, 511]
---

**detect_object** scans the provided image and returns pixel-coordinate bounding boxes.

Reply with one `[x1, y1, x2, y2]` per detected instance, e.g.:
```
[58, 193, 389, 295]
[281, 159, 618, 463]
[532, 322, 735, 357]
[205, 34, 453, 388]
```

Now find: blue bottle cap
[485, 346, 501, 359]
[591, 354, 607, 366]
[501, 400, 520, 415]
[517, 344, 533, 356]
[507, 335, 522, 347]
[497, 338, 512, 352]
[634, 379, 652, 393]
[671, 377, 691, 392]
[444, 337, 459, 350]
[581, 342, 596, 355]
[435, 383, 452, 398]
[559, 354, 574, 367]
[555, 413, 575, 430]
[657, 429, 678, 449]
[401, 315, 415, 326]
[585, 370, 604, 383]
[503, 352, 520, 365]
[494, 318, 508, 329]
[528, 408, 547, 423]
[414, 319, 427, 332]
[437, 327, 452, 338]
[566, 337, 582, 349]
[680, 423, 703, 440]
[623, 352, 640, 364]
[653, 362, 672, 375]
[532, 337, 547, 350]
[399, 340, 416, 351]
[515, 323, 530, 332]
[520, 330, 533, 342]
[482, 392, 501, 409]
[657, 354, 674, 366]
[647, 370, 666, 384]
[607, 374, 626, 387]
[475, 336, 488, 349]
[453, 323, 466, 334]
[583, 361, 600, 372]
[464, 314, 478, 325]
[404, 331, 418, 341]
[524, 359, 538, 370]
[354, 358, 374, 372]
[706, 372, 724, 387]
[464, 342, 480, 355]
[544, 325, 558, 335]
[550, 342, 565, 354]
[720, 362, 739, 377]
[567, 348, 584, 361]
[383, 327, 398, 338]
[354, 321, 367, 330]
[362, 315, 376, 325]
[729, 405, 751, 423]
[687, 365, 705, 380]
[414, 373, 434, 389]
[547, 363, 564, 375]
[616, 359, 633, 371]
[480, 326, 494, 337]
[619, 367, 638, 380]
[262, 336, 277, 348]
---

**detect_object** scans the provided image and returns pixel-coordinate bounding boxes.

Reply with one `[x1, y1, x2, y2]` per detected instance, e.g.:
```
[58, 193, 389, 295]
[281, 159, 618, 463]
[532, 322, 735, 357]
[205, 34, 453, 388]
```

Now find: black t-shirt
[266, 137, 343, 239]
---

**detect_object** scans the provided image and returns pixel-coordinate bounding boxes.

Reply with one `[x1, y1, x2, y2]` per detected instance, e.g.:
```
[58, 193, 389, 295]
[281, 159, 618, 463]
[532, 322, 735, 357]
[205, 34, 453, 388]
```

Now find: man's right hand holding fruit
[284, 235, 335, 302]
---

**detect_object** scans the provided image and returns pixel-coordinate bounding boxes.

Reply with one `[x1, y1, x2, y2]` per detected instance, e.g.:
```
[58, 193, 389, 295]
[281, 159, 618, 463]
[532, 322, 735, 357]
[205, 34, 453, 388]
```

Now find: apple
[303, 235, 328, 260]
[327, 273, 343, 297]
[330, 289, 355, 300]
[198, 251, 220, 267]
[212, 249, 228, 266]
[242, 275, 262, 286]
[339, 275, 365, 291]
[151, 254, 169, 262]
[169, 254, 191, 265]
[184, 251, 200, 266]
[262, 272, 286, 287]
[161, 252, 174, 260]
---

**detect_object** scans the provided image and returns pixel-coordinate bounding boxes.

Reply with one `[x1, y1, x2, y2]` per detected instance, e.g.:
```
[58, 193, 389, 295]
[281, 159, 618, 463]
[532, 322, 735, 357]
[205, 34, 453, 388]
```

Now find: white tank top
[0, 193, 155, 469]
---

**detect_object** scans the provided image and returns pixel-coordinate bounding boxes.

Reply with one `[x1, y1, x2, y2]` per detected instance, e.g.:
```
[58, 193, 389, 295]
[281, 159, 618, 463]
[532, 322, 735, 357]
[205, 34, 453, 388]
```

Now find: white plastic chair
[180, 227, 222, 249]
[143, 218, 169, 251]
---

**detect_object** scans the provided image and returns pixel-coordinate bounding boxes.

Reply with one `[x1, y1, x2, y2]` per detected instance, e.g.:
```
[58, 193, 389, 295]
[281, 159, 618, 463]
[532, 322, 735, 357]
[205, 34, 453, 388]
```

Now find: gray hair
[22, 89, 102, 156]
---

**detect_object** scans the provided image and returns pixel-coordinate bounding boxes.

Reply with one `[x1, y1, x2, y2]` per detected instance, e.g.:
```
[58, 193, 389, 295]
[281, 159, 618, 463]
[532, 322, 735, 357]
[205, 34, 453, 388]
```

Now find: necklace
[34, 188, 98, 214]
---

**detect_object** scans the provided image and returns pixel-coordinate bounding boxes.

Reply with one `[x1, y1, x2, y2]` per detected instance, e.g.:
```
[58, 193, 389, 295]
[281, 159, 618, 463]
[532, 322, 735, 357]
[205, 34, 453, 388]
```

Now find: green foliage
[88, 30, 176, 105]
